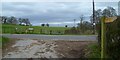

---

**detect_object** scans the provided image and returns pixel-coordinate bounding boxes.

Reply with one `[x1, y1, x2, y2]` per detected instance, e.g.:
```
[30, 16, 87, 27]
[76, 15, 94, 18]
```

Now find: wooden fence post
[101, 16, 117, 59]
[101, 16, 106, 59]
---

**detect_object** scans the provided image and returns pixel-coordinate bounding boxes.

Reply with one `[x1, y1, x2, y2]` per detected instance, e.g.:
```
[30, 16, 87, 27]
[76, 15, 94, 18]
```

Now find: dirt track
[2, 39, 95, 58]
[55, 41, 93, 58]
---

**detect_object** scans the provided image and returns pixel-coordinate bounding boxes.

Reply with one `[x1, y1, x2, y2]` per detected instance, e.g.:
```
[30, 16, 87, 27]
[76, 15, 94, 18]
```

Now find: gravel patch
[3, 40, 58, 58]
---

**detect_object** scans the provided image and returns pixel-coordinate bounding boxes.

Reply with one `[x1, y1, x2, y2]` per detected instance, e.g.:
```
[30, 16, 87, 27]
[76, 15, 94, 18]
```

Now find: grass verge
[86, 43, 101, 58]
[0, 36, 10, 48]
[0, 37, 2, 48]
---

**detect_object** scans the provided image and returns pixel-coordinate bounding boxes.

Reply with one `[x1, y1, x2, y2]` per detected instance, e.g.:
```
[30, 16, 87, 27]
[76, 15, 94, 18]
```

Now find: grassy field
[2, 24, 70, 34]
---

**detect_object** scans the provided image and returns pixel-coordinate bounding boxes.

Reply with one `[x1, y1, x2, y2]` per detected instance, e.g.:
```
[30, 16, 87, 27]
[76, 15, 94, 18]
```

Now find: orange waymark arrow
[105, 16, 117, 23]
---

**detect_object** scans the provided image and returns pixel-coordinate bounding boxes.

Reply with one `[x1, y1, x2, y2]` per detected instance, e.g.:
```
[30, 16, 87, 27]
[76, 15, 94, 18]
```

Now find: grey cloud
[2, 2, 118, 27]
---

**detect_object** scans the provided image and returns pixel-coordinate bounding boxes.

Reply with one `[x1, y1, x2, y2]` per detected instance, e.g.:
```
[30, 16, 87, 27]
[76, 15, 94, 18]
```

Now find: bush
[105, 16, 120, 59]
[97, 16, 120, 58]
[64, 27, 79, 34]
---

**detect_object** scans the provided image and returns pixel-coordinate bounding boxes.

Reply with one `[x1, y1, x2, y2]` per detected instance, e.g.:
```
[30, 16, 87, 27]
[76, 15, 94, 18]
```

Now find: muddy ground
[0, 49, 2, 59]
[54, 41, 94, 58]
[2, 39, 96, 58]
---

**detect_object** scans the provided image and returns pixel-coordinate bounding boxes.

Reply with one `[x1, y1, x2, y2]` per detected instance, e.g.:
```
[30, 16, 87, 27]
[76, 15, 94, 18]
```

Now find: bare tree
[90, 9, 102, 24]
[80, 15, 84, 32]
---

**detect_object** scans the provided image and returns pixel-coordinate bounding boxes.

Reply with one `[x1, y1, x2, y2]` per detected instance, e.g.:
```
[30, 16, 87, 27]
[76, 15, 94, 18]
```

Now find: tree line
[65, 6, 117, 34]
[90, 6, 117, 25]
[91, 6, 117, 45]
[93, 6, 120, 58]
[65, 15, 92, 34]
[0, 16, 31, 26]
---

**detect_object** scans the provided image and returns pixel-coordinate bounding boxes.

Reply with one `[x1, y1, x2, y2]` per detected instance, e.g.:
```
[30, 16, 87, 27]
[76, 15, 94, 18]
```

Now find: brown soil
[0, 49, 2, 59]
[54, 41, 95, 58]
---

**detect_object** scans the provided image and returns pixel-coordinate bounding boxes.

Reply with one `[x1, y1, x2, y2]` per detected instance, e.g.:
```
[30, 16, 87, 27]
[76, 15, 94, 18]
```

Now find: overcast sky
[1, 2, 118, 27]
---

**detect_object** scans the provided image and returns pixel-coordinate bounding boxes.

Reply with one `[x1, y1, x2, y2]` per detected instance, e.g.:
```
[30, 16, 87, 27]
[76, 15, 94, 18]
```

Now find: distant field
[2, 24, 70, 34]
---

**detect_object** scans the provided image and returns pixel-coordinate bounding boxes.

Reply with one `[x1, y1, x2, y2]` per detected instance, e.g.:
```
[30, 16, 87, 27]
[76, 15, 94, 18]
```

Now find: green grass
[0, 36, 2, 48]
[0, 36, 10, 48]
[86, 43, 101, 58]
[2, 24, 70, 34]
[2, 37, 9, 45]
[2, 24, 96, 35]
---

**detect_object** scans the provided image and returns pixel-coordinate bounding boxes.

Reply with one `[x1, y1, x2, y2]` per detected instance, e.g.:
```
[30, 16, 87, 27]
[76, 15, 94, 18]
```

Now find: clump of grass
[0, 36, 2, 48]
[86, 43, 101, 58]
[2, 37, 9, 44]
[0, 36, 10, 48]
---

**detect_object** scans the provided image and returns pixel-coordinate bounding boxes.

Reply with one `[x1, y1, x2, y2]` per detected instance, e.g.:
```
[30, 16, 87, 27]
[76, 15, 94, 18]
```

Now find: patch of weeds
[0, 36, 2, 48]
[2, 36, 10, 47]
[86, 43, 101, 58]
